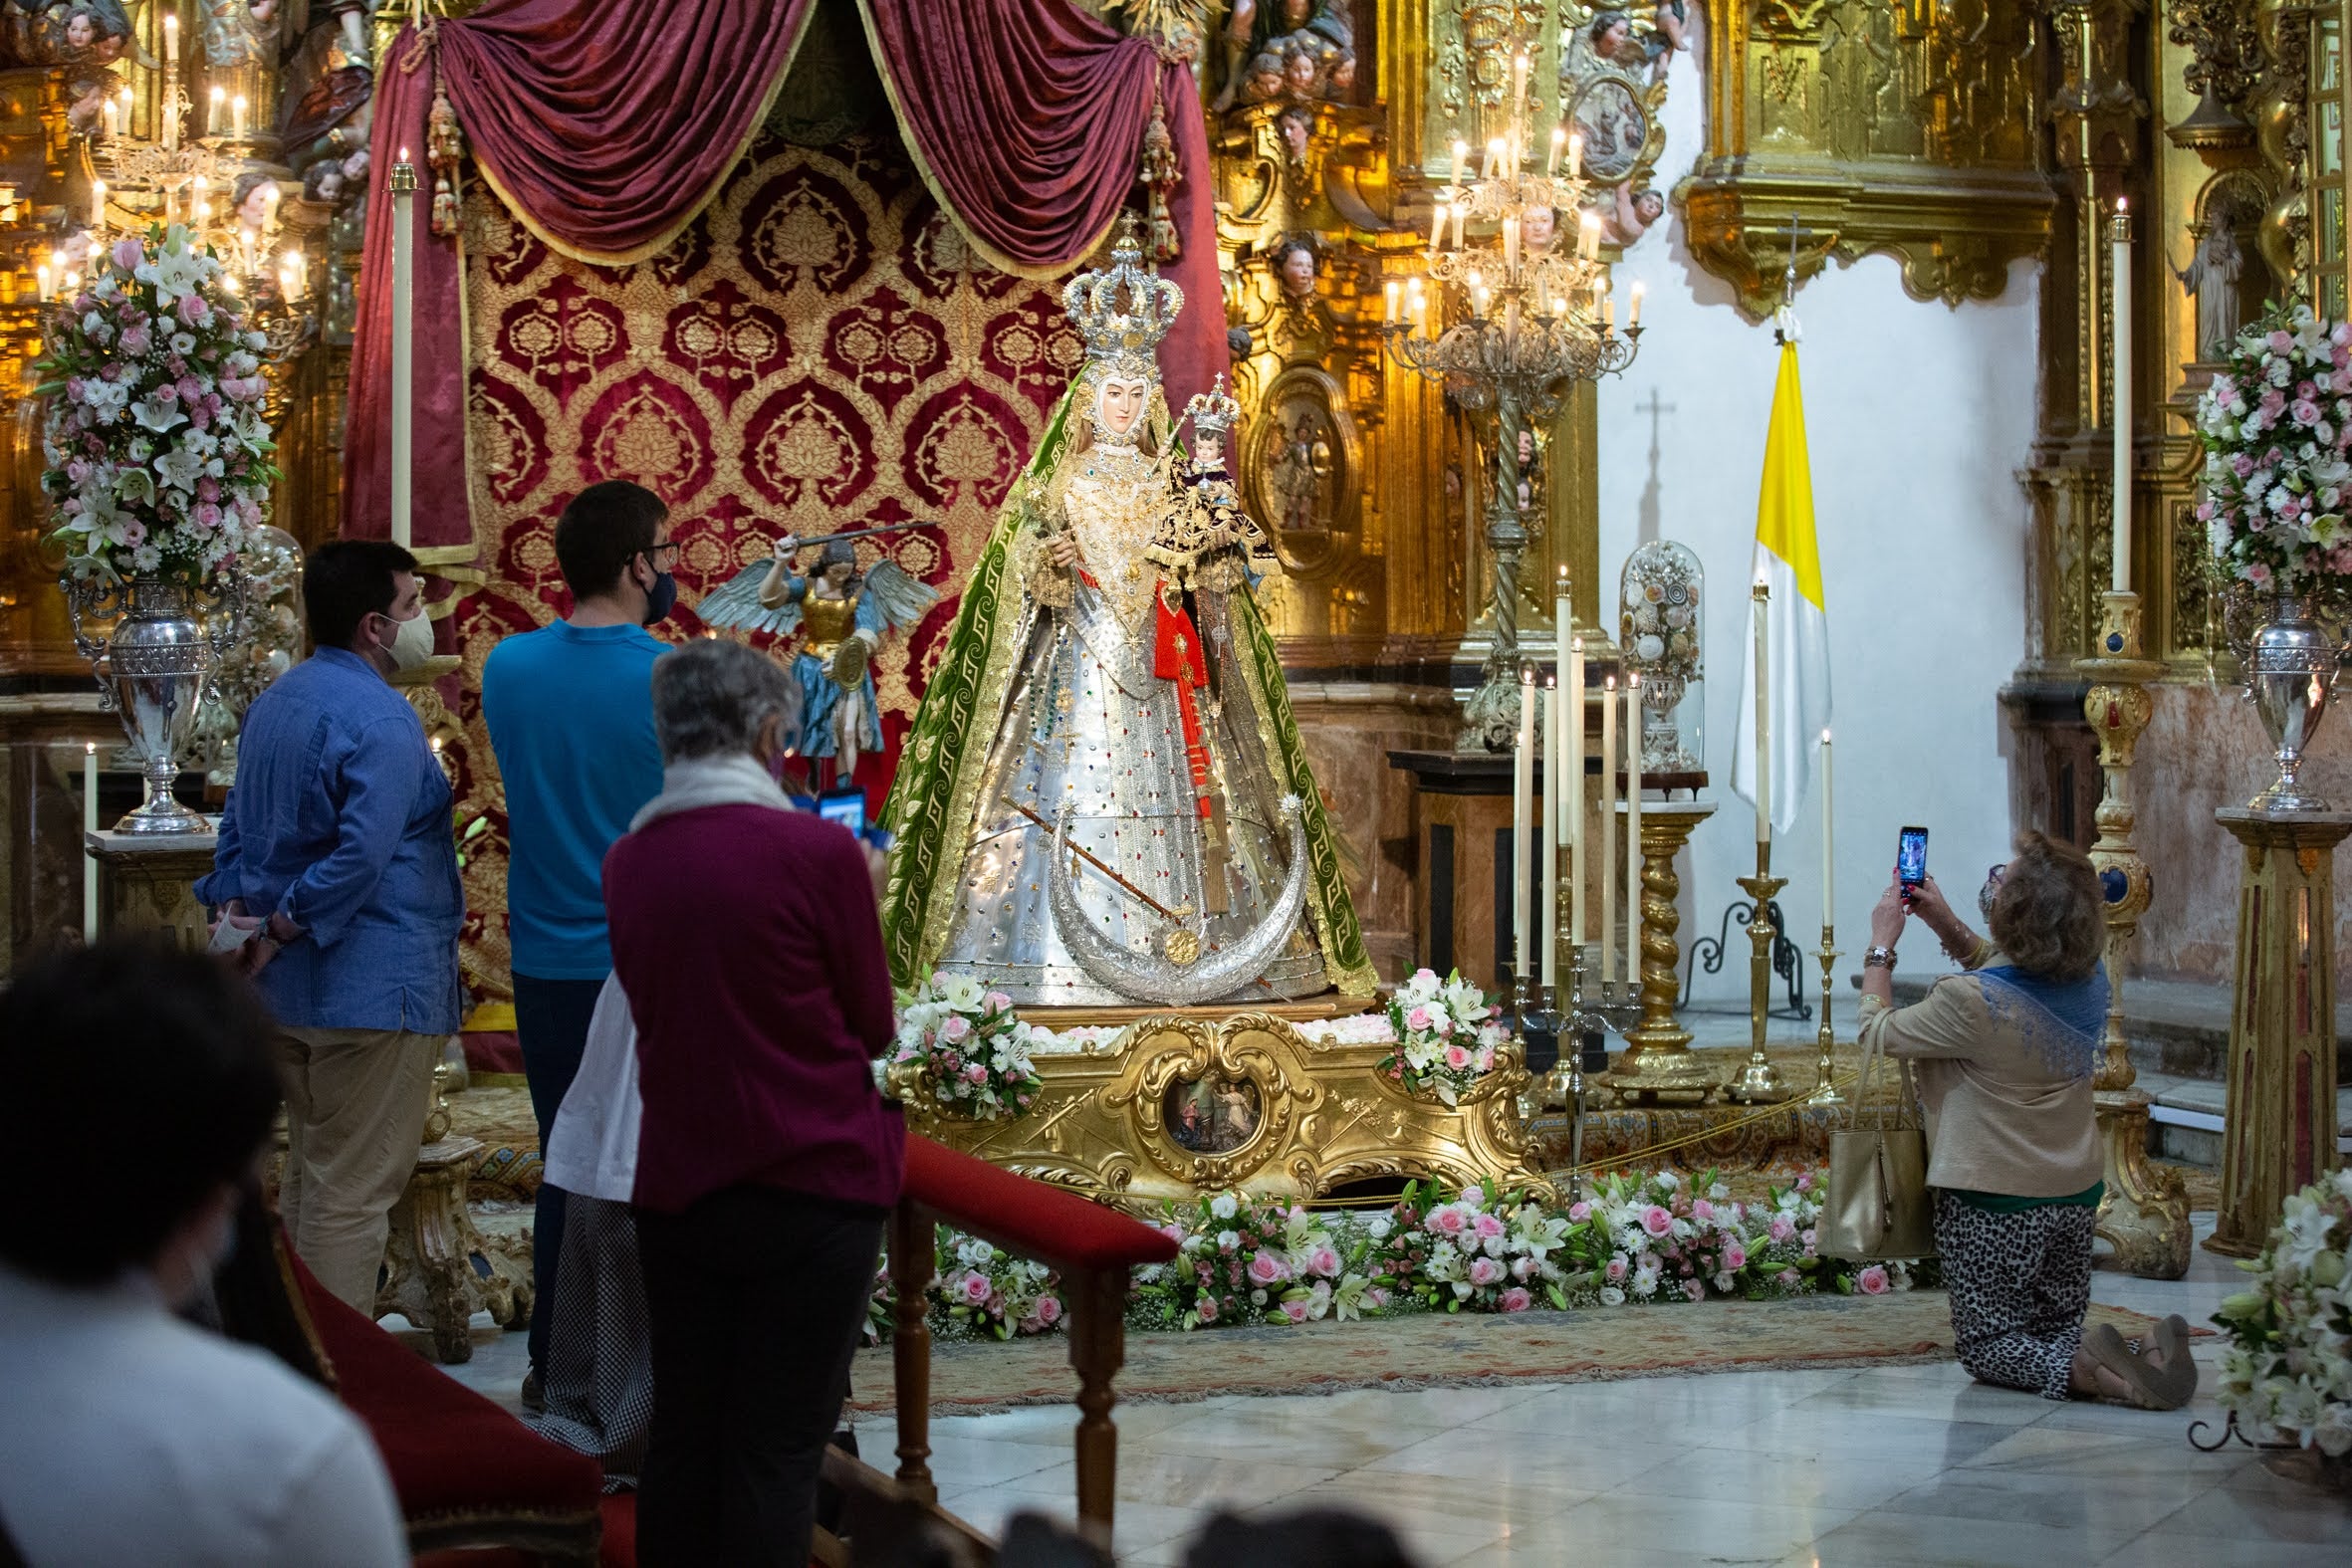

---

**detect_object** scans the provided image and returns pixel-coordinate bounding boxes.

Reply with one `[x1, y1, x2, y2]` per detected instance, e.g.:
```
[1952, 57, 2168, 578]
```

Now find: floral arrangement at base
[2213, 1170, 2352, 1457]
[2194, 301, 2352, 592]
[1380, 968, 1511, 1105]
[888, 971, 1043, 1121]
[39, 224, 277, 584]
[859, 1165, 1919, 1347]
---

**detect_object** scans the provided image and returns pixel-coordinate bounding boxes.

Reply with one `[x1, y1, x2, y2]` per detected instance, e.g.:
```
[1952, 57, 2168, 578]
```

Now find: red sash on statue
[1151, 584, 1213, 822]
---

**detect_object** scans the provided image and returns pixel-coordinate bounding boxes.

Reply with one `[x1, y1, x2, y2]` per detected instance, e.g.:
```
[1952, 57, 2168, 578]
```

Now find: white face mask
[380, 607, 435, 672]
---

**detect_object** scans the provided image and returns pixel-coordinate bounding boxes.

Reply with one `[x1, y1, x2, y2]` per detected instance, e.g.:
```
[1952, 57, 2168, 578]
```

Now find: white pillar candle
[1547, 125, 1565, 176]
[208, 86, 223, 136]
[1429, 200, 1447, 253]
[1568, 131, 1582, 180]
[2111, 198, 2131, 593]
[101, 96, 117, 137]
[1514, 666, 1534, 977]
[1626, 674, 1643, 987]
[1568, 636, 1586, 959]
[1629, 281, 1645, 330]
[83, 743, 98, 944]
[90, 179, 105, 232]
[1541, 675, 1560, 989]
[163, 12, 178, 62]
[1599, 674, 1617, 988]
[1384, 279, 1400, 323]
[232, 94, 247, 139]
[1553, 565, 1572, 845]
[1754, 579, 1770, 847]
[1820, 728, 1835, 930]
[1503, 215, 1520, 276]
[390, 152, 416, 550]
[1451, 202, 1467, 251]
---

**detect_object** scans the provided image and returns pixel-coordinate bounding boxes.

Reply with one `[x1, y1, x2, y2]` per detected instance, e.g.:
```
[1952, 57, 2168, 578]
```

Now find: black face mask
[642, 569, 678, 625]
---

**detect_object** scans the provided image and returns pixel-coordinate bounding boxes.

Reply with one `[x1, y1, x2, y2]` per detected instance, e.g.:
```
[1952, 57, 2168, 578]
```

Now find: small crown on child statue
[1183, 373, 1242, 441]
[1062, 212, 1185, 379]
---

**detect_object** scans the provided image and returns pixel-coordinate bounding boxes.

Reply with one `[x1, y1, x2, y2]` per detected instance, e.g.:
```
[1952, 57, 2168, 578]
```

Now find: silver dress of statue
[2179, 222, 2243, 362]
[897, 233, 1373, 1007]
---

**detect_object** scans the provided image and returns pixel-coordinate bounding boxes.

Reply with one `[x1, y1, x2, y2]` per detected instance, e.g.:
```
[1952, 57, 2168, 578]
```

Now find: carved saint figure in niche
[1268, 409, 1333, 534]
[281, 3, 376, 213]
[2177, 219, 2245, 363]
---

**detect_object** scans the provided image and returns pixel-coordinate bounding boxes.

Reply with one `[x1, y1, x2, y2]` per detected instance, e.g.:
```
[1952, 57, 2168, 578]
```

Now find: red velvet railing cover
[902, 1135, 1178, 1273]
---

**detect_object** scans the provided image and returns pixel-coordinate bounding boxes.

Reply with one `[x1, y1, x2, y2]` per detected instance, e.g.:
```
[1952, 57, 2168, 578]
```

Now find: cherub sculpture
[695, 532, 939, 782]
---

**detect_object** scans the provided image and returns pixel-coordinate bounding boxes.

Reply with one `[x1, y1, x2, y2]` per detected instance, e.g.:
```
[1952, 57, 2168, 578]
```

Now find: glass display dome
[1618, 540, 1705, 774]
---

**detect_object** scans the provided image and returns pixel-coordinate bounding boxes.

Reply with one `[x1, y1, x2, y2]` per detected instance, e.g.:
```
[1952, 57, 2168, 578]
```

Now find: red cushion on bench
[903, 1135, 1179, 1272]
[289, 1254, 603, 1531]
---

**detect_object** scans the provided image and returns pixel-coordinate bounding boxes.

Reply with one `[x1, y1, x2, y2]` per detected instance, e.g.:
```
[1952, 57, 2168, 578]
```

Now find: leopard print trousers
[1933, 1191, 2094, 1401]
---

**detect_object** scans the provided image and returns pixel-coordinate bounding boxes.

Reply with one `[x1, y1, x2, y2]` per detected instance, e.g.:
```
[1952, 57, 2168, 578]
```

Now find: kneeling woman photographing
[1856, 830, 2194, 1409]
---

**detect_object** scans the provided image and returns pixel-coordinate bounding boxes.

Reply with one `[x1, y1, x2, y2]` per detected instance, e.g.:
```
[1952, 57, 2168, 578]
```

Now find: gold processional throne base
[893, 1001, 1559, 1211]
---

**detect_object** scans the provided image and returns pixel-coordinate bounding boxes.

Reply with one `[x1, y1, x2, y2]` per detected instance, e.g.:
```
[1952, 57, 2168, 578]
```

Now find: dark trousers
[512, 972, 605, 1375]
[634, 1187, 883, 1568]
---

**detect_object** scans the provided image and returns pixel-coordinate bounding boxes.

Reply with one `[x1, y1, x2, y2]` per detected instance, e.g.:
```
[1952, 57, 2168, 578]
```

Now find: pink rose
[1405, 1005, 1435, 1031]
[1247, 1251, 1289, 1286]
[1641, 1206, 1674, 1237]
[1366, 1285, 1391, 1309]
[940, 1014, 970, 1042]
[984, 991, 1012, 1013]
[111, 237, 142, 272]
[1777, 1267, 1800, 1286]
[1281, 1298, 1310, 1323]
[1857, 1264, 1890, 1295]
[1468, 1256, 1505, 1287]
[1497, 1286, 1532, 1313]
[1722, 1243, 1748, 1271]
[1795, 1173, 1813, 1193]
[1473, 1212, 1506, 1240]
[1444, 1043, 1472, 1070]
[1692, 1200, 1715, 1223]
[1605, 1255, 1627, 1281]
[118, 326, 149, 354]
[964, 1062, 988, 1084]
[1034, 1294, 1062, 1326]
[175, 293, 209, 326]
[1682, 1279, 1705, 1302]
[1198, 1297, 1219, 1324]
[1430, 1206, 1468, 1236]
[2271, 329, 2296, 353]
[1768, 1216, 1795, 1243]
[959, 1272, 992, 1307]
[1307, 1244, 1342, 1278]
[1568, 1202, 1592, 1222]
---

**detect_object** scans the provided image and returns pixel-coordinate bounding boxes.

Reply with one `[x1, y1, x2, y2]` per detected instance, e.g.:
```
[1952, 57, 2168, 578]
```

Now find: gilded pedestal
[2207, 807, 2352, 1258]
[1606, 799, 1719, 1105]
[2078, 591, 2193, 1279]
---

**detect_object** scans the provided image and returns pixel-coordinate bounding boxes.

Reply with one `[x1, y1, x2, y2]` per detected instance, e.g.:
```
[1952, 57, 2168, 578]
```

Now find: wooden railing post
[887, 1200, 936, 1502]
[1066, 1265, 1127, 1545]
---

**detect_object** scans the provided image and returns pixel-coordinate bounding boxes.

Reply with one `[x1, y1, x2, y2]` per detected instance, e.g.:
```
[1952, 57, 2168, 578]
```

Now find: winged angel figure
[697, 534, 939, 779]
[876, 217, 1375, 1008]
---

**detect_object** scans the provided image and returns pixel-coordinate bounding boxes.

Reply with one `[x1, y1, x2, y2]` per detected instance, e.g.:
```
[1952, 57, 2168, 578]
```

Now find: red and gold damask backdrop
[445, 130, 1082, 996]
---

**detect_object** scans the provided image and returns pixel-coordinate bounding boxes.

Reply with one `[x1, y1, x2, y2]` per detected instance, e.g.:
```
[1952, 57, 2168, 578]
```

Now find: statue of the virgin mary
[881, 220, 1375, 1008]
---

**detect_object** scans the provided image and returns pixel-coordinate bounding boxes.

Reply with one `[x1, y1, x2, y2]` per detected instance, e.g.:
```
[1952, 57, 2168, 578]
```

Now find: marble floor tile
[1611, 1444, 1950, 1514]
[1361, 1426, 1697, 1492]
[2094, 1525, 2352, 1567]
[1133, 1402, 1453, 1467]
[1870, 1464, 2223, 1535]
[1269, 1463, 1587, 1532]
[935, 1483, 1202, 1558]
[1702, 1406, 2019, 1466]
[2156, 1475, 2352, 1544]
[1800, 1510, 2139, 1567]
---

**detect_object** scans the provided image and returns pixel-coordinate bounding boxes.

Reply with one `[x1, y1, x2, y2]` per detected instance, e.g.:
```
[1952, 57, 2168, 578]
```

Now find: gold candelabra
[1810, 924, 1843, 1105]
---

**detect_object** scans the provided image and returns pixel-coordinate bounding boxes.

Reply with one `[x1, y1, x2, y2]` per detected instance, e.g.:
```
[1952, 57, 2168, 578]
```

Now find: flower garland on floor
[2213, 1170, 2352, 1456]
[863, 1167, 1915, 1343]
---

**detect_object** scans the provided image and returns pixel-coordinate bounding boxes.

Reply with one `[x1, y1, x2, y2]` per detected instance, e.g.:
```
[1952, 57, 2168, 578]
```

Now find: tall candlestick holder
[2075, 588, 2192, 1277]
[1522, 944, 1636, 1204]
[1726, 843, 1794, 1104]
[1809, 924, 1844, 1105]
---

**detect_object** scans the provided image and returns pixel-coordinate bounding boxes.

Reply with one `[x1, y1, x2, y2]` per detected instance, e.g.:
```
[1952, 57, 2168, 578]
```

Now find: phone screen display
[1897, 826, 1929, 890]
[819, 789, 865, 835]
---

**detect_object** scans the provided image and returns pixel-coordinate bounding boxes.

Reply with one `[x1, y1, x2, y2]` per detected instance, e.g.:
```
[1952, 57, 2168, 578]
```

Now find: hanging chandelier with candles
[1378, 43, 1647, 751]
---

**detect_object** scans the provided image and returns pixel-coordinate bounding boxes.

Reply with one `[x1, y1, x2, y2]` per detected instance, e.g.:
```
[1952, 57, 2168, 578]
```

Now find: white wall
[1595, 50, 2040, 1003]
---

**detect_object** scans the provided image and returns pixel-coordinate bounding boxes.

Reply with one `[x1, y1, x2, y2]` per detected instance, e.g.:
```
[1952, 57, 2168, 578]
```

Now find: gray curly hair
[651, 638, 802, 765]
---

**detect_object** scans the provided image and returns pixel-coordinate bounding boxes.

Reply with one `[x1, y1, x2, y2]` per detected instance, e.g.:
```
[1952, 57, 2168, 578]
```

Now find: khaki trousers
[278, 1026, 439, 1314]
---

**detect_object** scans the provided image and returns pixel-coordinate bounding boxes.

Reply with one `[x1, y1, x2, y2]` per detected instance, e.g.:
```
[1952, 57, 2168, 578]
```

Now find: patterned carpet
[446, 1084, 543, 1203]
[843, 1293, 2179, 1416]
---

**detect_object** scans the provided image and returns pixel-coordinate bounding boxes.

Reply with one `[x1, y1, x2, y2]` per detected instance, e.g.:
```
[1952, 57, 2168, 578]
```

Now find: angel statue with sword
[696, 525, 940, 784]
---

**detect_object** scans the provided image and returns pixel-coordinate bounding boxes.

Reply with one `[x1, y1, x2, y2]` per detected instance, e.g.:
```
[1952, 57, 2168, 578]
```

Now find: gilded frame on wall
[893, 1010, 1559, 1209]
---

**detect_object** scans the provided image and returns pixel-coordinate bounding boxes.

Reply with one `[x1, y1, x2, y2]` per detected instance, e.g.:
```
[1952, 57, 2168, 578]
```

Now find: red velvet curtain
[345, 0, 1225, 546]
[856, 0, 1223, 409]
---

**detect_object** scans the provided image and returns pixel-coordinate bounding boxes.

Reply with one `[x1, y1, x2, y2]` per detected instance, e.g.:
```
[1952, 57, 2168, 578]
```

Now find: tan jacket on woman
[1853, 950, 2103, 1199]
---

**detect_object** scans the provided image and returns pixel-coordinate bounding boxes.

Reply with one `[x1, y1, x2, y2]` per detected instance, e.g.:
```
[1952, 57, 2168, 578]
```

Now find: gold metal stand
[1810, 924, 1844, 1105]
[2076, 590, 2192, 1278]
[1726, 842, 1794, 1104]
[1605, 798, 1720, 1104]
[2207, 806, 2352, 1256]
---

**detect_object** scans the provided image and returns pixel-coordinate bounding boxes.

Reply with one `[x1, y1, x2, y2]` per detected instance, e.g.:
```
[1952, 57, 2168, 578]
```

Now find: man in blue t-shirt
[482, 480, 673, 1406]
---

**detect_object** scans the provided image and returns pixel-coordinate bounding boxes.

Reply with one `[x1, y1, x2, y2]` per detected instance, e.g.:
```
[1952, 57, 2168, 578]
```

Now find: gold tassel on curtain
[1138, 92, 1181, 263]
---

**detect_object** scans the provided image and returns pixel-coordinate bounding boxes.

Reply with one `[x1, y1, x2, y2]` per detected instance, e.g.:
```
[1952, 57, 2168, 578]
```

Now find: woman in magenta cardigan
[603, 637, 902, 1568]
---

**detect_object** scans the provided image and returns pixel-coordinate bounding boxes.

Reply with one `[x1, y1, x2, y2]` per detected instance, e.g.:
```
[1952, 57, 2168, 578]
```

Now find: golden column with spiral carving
[2077, 589, 2193, 1278]
[1605, 798, 1719, 1105]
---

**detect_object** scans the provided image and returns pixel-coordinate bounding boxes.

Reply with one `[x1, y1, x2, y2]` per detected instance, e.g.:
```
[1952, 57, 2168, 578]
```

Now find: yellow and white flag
[1733, 341, 1830, 836]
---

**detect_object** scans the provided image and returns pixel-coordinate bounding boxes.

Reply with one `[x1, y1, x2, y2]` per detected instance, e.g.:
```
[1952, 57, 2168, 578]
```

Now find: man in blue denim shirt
[196, 541, 463, 1313]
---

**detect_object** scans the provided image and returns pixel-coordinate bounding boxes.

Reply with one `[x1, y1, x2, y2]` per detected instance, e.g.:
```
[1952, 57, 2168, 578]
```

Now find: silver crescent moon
[1046, 798, 1310, 1006]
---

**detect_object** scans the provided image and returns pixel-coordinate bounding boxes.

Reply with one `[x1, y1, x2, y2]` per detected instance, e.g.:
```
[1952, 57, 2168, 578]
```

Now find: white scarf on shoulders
[540, 754, 794, 1202]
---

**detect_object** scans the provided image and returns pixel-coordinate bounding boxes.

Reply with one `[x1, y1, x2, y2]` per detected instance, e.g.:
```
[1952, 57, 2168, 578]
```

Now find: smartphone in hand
[1897, 825, 1930, 895]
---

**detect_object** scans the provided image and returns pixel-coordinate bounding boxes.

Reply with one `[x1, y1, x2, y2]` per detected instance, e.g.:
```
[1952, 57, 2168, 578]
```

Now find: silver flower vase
[2243, 587, 2346, 812]
[63, 571, 244, 834]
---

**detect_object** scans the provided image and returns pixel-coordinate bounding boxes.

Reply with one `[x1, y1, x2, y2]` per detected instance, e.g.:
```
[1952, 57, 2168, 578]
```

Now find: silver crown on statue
[1062, 212, 1185, 381]
[1182, 372, 1242, 441]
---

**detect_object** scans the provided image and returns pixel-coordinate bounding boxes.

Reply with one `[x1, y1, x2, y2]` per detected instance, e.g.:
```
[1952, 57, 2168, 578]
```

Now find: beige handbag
[1819, 1014, 1937, 1261]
